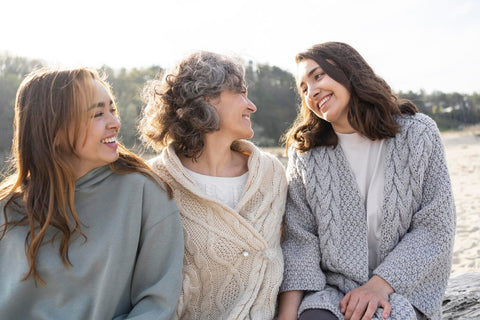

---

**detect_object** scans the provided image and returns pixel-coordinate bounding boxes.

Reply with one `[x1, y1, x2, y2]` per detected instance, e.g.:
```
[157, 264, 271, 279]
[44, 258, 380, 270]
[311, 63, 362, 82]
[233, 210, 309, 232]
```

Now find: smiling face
[297, 58, 353, 133]
[69, 79, 121, 178]
[209, 87, 257, 141]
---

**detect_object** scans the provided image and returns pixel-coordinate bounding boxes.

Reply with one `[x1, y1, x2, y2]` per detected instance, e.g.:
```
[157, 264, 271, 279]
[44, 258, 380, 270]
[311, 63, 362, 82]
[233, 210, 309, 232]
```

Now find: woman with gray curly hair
[139, 51, 288, 320]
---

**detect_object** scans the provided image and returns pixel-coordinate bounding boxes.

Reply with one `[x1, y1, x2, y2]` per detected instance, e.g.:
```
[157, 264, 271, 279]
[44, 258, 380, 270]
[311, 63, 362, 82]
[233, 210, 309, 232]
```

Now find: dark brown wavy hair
[0, 67, 170, 286]
[139, 51, 245, 159]
[284, 42, 417, 152]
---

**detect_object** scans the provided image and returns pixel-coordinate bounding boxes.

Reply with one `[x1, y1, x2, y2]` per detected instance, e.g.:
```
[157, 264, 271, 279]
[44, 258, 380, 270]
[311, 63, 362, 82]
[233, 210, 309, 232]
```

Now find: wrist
[278, 290, 303, 320]
[277, 313, 296, 320]
[371, 275, 394, 295]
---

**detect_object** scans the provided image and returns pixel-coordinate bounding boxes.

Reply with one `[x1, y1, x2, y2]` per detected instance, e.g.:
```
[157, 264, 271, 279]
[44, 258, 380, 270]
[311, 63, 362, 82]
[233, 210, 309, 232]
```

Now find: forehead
[92, 80, 111, 102]
[297, 59, 321, 84]
[85, 80, 113, 112]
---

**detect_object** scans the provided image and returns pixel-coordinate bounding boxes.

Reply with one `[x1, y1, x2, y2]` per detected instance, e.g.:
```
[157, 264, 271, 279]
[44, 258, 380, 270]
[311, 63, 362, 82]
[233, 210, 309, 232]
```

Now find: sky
[1, 0, 479, 94]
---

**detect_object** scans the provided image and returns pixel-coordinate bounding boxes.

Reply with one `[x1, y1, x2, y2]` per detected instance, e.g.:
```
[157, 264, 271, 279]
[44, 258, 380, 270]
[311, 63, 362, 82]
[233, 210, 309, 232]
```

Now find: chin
[106, 154, 120, 165]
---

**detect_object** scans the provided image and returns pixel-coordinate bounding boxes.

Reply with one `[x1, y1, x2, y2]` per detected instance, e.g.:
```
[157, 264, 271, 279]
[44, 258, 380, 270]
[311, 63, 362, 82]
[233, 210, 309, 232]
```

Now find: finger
[351, 300, 370, 320]
[343, 297, 358, 320]
[346, 299, 366, 320]
[380, 299, 392, 319]
[340, 292, 351, 314]
[361, 301, 377, 320]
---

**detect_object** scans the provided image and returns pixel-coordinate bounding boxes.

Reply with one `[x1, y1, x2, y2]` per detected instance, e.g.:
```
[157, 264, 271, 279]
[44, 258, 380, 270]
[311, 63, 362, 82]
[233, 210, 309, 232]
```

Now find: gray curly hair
[139, 51, 245, 158]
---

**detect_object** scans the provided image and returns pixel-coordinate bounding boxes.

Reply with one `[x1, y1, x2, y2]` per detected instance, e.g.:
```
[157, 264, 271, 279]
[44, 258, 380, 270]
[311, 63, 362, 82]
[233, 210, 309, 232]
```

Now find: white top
[184, 167, 248, 209]
[337, 132, 386, 274]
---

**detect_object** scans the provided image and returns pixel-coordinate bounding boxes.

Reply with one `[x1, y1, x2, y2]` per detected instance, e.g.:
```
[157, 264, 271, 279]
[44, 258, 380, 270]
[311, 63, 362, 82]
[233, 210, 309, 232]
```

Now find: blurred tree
[0, 52, 478, 171]
[0, 54, 45, 167]
[245, 62, 298, 146]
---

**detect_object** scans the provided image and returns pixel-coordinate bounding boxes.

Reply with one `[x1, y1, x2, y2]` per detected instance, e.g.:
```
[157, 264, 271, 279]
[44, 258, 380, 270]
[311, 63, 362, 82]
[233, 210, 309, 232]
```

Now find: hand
[339, 275, 394, 320]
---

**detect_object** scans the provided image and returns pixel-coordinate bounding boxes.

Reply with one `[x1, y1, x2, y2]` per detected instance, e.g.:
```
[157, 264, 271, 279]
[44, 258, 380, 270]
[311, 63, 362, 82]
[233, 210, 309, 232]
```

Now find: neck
[332, 121, 356, 134]
[180, 134, 248, 177]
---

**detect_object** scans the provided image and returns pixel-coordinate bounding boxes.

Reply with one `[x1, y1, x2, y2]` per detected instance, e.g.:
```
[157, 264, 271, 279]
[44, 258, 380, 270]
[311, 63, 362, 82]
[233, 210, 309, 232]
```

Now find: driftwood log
[442, 272, 480, 319]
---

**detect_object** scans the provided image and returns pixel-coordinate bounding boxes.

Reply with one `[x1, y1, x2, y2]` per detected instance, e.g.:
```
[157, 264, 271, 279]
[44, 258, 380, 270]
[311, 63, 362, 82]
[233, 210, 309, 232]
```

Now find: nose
[247, 98, 257, 113]
[307, 84, 320, 101]
[107, 113, 121, 131]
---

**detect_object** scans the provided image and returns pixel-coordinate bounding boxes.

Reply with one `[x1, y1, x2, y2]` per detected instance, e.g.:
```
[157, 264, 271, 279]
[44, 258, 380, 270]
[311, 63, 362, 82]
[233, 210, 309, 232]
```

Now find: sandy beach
[442, 126, 480, 274]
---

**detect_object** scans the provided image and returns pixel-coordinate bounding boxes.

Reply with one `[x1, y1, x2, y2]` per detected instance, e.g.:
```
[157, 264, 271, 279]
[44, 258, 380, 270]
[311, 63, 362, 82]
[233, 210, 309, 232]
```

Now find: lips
[319, 94, 332, 109]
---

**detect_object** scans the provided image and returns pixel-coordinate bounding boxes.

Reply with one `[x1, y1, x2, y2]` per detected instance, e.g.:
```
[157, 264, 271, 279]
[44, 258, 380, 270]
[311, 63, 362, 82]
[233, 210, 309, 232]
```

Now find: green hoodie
[0, 165, 183, 319]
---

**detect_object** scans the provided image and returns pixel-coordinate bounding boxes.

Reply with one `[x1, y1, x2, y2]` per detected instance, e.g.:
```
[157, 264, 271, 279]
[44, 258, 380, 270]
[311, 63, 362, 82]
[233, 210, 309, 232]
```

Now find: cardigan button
[242, 251, 249, 257]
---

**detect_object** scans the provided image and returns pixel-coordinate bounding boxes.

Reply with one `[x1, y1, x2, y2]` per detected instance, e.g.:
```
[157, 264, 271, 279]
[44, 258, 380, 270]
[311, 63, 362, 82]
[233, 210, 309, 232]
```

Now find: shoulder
[147, 154, 164, 171]
[389, 113, 446, 166]
[257, 148, 286, 171]
[111, 170, 169, 197]
[286, 144, 326, 167]
[147, 153, 174, 182]
[234, 140, 285, 172]
[123, 172, 178, 222]
[397, 113, 440, 137]
[392, 113, 442, 148]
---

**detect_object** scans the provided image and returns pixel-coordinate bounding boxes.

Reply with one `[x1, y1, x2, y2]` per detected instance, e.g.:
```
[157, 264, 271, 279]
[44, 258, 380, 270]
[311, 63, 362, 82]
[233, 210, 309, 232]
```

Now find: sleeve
[118, 179, 184, 320]
[374, 119, 456, 311]
[280, 149, 326, 292]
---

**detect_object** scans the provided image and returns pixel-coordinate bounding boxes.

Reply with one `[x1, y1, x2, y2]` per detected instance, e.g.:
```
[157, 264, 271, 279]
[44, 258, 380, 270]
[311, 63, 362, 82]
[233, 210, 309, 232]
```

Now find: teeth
[101, 136, 117, 144]
[319, 95, 330, 108]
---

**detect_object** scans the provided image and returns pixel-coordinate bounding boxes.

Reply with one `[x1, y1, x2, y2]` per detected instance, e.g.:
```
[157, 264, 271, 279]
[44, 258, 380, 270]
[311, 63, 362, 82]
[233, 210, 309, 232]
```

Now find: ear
[204, 95, 220, 108]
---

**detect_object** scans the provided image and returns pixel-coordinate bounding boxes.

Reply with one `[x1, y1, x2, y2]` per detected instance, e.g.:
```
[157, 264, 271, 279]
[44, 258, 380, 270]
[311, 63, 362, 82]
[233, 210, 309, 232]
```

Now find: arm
[280, 149, 325, 308]
[123, 181, 184, 320]
[374, 119, 456, 312]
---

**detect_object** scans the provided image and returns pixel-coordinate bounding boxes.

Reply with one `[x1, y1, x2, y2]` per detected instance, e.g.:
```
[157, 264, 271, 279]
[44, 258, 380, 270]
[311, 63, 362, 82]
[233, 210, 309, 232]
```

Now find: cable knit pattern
[280, 113, 456, 320]
[149, 140, 288, 320]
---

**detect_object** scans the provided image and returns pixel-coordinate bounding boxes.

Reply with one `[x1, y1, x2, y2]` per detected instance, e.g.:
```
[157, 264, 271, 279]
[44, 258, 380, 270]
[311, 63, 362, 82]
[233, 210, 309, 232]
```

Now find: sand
[442, 126, 480, 274]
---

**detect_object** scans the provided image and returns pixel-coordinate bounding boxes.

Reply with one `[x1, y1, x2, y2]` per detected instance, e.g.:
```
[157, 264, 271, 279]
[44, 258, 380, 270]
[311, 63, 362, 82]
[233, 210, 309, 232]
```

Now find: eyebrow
[88, 100, 113, 110]
[308, 66, 321, 78]
[299, 66, 322, 87]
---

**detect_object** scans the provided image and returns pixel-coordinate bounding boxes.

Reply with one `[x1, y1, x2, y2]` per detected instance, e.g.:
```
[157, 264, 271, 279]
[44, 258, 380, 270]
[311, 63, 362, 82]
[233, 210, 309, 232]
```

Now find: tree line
[1, 53, 479, 162]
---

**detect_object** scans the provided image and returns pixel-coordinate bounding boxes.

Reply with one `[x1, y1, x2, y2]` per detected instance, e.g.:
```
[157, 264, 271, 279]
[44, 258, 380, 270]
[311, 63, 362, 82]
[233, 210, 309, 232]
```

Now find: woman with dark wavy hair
[277, 42, 455, 320]
[140, 51, 287, 319]
[0, 67, 183, 319]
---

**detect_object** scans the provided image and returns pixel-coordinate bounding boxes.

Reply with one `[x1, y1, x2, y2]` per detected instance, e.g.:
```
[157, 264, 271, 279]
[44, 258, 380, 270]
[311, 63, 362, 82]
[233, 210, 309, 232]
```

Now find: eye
[314, 72, 325, 81]
[94, 111, 104, 118]
[110, 106, 117, 115]
[301, 86, 308, 95]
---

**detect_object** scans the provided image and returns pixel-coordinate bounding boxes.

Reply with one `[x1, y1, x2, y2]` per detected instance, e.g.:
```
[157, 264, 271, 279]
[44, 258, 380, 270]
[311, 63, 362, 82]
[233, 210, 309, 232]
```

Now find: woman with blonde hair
[0, 67, 184, 319]
[140, 51, 287, 320]
[277, 42, 455, 320]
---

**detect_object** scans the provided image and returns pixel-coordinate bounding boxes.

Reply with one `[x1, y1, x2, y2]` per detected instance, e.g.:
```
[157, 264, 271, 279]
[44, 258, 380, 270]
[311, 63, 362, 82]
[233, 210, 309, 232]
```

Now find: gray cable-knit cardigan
[280, 113, 456, 320]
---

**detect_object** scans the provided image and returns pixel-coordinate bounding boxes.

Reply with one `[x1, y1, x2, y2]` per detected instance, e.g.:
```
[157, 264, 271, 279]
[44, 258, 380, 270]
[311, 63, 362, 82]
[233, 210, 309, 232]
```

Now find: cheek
[73, 123, 93, 150]
[337, 84, 351, 103]
[304, 99, 318, 113]
[305, 103, 325, 120]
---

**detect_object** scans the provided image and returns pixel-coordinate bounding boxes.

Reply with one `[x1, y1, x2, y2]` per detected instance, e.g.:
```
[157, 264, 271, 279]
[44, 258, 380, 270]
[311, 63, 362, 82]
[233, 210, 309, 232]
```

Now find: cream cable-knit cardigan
[149, 140, 288, 320]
